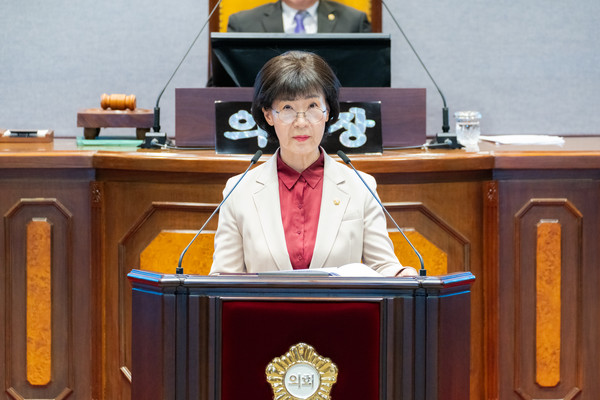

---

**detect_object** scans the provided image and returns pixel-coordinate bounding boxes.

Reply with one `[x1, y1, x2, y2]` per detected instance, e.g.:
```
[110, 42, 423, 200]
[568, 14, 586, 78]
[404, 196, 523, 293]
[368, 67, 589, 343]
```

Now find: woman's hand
[395, 266, 419, 277]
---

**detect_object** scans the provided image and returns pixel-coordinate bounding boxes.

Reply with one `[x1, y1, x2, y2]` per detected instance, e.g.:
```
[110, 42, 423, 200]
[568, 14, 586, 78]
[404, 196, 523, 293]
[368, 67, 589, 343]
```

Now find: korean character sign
[215, 101, 383, 155]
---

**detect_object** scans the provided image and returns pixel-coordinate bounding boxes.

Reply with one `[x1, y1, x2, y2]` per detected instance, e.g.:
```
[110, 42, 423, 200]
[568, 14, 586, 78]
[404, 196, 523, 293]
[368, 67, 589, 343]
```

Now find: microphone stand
[381, 0, 461, 149]
[176, 150, 262, 274]
[148, 0, 224, 147]
[338, 151, 427, 276]
[385, 139, 462, 151]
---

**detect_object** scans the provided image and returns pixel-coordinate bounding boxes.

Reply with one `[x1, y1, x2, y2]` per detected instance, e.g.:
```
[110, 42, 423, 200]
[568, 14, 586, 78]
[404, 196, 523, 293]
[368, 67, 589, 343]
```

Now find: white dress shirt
[281, 1, 319, 33]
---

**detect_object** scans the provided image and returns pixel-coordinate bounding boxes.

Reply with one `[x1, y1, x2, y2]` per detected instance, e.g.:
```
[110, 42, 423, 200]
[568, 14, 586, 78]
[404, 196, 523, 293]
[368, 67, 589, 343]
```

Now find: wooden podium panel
[128, 270, 474, 400]
[220, 301, 381, 399]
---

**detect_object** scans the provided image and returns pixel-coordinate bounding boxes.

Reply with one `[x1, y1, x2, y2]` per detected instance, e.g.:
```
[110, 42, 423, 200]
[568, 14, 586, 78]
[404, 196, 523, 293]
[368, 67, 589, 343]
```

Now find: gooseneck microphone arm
[176, 150, 262, 274]
[337, 151, 427, 276]
[153, 0, 224, 133]
[381, 0, 449, 134]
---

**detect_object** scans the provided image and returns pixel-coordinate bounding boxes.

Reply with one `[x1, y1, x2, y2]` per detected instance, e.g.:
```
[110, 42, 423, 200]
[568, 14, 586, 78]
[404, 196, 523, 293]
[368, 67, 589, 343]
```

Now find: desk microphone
[176, 150, 262, 274]
[381, 0, 460, 149]
[337, 151, 426, 276]
[152, 0, 224, 135]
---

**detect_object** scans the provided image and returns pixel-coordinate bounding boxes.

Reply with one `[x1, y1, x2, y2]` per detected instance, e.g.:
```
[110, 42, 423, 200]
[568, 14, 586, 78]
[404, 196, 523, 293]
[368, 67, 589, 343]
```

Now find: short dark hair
[251, 51, 341, 142]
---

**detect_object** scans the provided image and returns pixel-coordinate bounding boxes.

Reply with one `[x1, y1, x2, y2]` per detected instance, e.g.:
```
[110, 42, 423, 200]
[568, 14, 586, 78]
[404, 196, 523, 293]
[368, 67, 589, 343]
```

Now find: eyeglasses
[273, 106, 327, 124]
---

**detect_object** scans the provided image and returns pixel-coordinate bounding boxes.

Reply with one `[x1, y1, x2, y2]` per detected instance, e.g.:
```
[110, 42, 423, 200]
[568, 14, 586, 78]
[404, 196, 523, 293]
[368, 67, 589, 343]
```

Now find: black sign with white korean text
[215, 101, 382, 154]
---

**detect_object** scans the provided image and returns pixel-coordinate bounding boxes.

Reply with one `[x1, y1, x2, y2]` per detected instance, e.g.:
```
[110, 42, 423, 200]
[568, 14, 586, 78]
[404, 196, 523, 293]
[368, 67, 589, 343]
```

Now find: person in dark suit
[227, 0, 371, 33]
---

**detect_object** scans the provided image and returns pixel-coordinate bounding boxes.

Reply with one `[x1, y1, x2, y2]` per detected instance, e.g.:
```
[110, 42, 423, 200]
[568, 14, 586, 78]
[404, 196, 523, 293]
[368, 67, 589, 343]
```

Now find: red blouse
[277, 151, 325, 269]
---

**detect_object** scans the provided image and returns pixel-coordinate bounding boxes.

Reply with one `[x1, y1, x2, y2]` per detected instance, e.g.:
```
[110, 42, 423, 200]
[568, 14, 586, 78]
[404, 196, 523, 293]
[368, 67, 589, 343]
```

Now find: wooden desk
[2, 137, 600, 399]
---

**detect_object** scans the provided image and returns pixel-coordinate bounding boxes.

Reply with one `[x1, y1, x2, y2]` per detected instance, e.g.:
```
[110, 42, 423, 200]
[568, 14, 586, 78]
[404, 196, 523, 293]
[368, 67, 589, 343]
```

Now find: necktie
[294, 11, 308, 34]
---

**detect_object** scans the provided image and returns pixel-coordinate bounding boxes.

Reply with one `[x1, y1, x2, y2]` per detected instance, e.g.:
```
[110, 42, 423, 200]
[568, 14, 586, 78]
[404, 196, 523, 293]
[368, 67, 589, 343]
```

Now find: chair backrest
[208, 0, 382, 33]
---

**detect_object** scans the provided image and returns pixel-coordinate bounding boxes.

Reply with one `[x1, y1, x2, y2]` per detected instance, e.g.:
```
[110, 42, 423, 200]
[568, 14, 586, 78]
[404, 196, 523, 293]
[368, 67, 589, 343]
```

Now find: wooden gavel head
[101, 93, 136, 110]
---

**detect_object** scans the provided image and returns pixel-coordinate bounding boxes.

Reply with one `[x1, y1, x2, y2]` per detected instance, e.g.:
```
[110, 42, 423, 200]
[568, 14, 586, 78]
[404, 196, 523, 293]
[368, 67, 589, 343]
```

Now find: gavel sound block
[77, 94, 153, 139]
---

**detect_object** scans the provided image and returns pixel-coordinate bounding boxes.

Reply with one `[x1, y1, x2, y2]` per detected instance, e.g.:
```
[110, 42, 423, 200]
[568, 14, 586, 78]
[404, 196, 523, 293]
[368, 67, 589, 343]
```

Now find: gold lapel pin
[328, 13, 335, 21]
[333, 199, 340, 205]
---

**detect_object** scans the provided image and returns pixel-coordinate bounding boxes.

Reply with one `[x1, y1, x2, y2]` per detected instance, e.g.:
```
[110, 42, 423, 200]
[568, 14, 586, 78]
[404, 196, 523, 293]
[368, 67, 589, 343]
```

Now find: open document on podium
[257, 263, 383, 277]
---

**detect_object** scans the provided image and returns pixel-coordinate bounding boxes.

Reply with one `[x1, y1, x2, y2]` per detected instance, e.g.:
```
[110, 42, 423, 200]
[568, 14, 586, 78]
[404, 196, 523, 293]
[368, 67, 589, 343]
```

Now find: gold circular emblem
[266, 343, 338, 399]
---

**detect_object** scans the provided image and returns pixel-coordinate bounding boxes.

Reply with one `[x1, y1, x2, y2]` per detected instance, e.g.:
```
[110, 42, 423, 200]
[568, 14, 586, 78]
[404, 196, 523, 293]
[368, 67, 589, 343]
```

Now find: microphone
[380, 0, 461, 149]
[152, 0, 224, 135]
[176, 150, 262, 274]
[337, 151, 426, 276]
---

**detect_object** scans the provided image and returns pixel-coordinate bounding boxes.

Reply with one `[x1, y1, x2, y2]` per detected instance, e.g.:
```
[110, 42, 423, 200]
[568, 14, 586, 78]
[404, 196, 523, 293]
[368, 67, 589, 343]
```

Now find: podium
[127, 270, 474, 399]
[175, 87, 426, 149]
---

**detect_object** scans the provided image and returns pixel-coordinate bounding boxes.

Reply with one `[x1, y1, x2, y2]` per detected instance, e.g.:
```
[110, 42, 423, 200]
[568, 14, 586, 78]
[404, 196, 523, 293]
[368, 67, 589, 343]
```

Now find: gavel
[101, 93, 136, 111]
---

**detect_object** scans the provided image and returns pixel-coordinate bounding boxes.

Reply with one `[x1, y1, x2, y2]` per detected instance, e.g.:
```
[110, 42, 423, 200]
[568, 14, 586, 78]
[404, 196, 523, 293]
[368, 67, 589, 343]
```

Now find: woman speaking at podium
[210, 51, 417, 277]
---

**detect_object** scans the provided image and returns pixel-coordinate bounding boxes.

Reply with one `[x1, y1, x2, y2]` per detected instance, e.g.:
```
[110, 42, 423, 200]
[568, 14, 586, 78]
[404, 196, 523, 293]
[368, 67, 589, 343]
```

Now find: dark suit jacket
[227, 0, 372, 33]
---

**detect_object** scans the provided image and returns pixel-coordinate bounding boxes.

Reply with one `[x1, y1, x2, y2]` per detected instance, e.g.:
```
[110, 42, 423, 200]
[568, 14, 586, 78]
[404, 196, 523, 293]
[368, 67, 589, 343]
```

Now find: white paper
[479, 135, 565, 146]
[321, 263, 383, 277]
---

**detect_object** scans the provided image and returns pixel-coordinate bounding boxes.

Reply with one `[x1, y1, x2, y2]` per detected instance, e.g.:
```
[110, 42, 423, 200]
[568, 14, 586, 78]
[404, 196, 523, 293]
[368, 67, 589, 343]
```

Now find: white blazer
[210, 151, 405, 276]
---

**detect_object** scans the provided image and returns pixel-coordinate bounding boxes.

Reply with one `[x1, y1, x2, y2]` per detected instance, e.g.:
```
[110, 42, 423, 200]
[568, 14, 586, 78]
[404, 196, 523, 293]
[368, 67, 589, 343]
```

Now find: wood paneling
[5, 138, 600, 399]
[96, 162, 485, 399]
[483, 180, 500, 400]
[118, 201, 220, 391]
[102, 196, 223, 399]
[0, 165, 93, 399]
[376, 181, 484, 400]
[513, 199, 581, 399]
[535, 220, 561, 387]
[386, 202, 470, 274]
[499, 185, 594, 399]
[4, 199, 75, 399]
[140, 231, 215, 275]
[90, 180, 105, 400]
[26, 219, 52, 386]
[390, 230, 448, 276]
